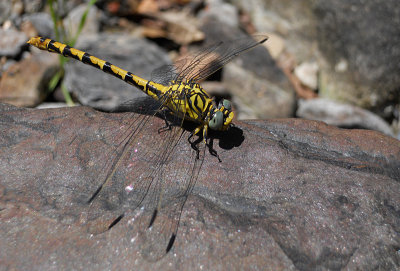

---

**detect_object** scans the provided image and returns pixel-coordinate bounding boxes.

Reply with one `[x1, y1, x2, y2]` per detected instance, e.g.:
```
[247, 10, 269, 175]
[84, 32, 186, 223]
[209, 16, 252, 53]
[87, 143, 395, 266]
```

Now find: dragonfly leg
[206, 138, 221, 162]
[188, 131, 202, 159]
[158, 113, 172, 133]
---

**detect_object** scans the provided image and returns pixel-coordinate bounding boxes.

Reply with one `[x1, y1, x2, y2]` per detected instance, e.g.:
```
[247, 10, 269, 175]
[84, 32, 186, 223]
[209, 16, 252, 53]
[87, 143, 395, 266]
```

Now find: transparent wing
[150, 35, 268, 84]
[185, 35, 268, 82]
[150, 59, 188, 85]
[135, 142, 205, 261]
[85, 85, 203, 260]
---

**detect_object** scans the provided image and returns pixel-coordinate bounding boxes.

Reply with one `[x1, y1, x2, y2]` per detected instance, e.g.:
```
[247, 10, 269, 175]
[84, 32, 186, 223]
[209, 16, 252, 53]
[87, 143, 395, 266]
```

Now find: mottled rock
[21, 0, 44, 14]
[199, 0, 240, 28]
[22, 12, 55, 39]
[0, 29, 28, 58]
[63, 34, 171, 111]
[232, 0, 318, 61]
[297, 98, 394, 137]
[63, 4, 101, 40]
[0, 50, 59, 107]
[232, 0, 400, 115]
[0, 103, 399, 270]
[314, 0, 400, 109]
[294, 61, 318, 90]
[0, 0, 12, 25]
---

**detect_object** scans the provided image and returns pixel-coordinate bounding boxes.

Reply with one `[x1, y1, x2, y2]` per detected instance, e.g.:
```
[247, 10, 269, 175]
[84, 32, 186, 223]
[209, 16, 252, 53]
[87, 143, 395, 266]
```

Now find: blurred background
[0, 0, 399, 139]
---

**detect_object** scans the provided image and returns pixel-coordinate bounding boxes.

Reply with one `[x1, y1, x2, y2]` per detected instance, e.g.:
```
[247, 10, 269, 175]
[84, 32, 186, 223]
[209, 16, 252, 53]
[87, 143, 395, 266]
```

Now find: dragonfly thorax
[165, 80, 234, 139]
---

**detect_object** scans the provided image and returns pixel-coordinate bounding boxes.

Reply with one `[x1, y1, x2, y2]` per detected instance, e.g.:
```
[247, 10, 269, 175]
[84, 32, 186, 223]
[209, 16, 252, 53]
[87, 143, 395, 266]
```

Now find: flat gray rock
[297, 98, 394, 137]
[0, 103, 399, 270]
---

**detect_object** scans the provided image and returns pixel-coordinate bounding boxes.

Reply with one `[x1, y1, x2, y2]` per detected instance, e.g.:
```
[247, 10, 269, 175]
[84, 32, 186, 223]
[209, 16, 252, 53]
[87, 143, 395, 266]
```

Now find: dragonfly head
[208, 99, 234, 131]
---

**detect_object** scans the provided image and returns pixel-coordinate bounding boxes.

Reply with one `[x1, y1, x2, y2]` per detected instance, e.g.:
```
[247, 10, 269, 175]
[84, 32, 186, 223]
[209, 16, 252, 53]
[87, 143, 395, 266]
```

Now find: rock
[0, 29, 28, 58]
[63, 33, 171, 111]
[297, 98, 394, 137]
[200, 17, 296, 119]
[0, 0, 12, 25]
[294, 61, 318, 90]
[0, 102, 398, 270]
[22, 12, 55, 39]
[21, 0, 44, 14]
[232, 0, 318, 62]
[0, 50, 59, 107]
[198, 0, 240, 28]
[232, 0, 400, 114]
[142, 11, 204, 45]
[314, 0, 400, 109]
[63, 4, 102, 40]
[263, 32, 285, 60]
[35, 102, 70, 109]
[0, 0, 43, 26]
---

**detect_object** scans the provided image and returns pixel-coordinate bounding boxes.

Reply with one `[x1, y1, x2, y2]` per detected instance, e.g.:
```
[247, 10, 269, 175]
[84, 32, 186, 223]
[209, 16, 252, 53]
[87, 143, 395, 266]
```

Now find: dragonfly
[28, 34, 268, 260]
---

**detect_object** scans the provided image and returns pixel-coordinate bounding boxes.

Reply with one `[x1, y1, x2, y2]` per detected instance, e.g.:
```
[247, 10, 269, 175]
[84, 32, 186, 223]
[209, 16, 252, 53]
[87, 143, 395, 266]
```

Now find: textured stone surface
[297, 98, 394, 137]
[0, 29, 28, 58]
[314, 0, 400, 109]
[0, 49, 59, 107]
[231, 0, 400, 115]
[0, 103, 399, 270]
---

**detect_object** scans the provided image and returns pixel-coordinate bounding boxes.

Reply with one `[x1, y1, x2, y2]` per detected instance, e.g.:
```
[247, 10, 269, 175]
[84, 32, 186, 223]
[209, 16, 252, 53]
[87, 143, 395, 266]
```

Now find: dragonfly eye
[209, 111, 224, 130]
[222, 99, 232, 111]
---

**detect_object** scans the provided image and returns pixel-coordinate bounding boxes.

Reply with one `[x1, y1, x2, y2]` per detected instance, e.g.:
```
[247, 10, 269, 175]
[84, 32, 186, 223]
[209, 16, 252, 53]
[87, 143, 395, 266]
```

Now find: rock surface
[0, 49, 59, 107]
[233, 0, 400, 115]
[0, 29, 28, 58]
[315, 0, 400, 109]
[297, 98, 394, 137]
[1, 103, 399, 270]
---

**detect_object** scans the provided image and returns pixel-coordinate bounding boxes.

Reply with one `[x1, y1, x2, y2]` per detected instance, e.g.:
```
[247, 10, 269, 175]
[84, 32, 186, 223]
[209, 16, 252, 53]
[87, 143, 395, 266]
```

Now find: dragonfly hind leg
[188, 132, 202, 159]
[157, 110, 173, 134]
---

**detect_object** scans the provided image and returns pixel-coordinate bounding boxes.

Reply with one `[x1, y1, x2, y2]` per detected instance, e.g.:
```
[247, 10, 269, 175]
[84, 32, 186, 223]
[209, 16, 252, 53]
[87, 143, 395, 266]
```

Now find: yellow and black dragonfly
[28, 34, 268, 260]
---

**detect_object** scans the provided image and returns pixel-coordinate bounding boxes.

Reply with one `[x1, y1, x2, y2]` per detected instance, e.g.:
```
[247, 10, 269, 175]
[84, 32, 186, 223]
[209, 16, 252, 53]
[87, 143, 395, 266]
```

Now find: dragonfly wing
[85, 86, 203, 259]
[151, 35, 268, 85]
[85, 112, 164, 234]
[150, 59, 188, 85]
[133, 134, 206, 261]
[85, 91, 170, 233]
[176, 35, 268, 83]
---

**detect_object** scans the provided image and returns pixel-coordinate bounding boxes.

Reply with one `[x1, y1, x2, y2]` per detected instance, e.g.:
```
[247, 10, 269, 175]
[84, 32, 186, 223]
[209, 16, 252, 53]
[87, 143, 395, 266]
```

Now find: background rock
[0, 49, 59, 107]
[0, 29, 28, 58]
[297, 98, 394, 137]
[63, 4, 102, 40]
[231, 0, 399, 126]
[232, 0, 318, 61]
[0, 103, 398, 270]
[314, 0, 400, 110]
[22, 12, 55, 39]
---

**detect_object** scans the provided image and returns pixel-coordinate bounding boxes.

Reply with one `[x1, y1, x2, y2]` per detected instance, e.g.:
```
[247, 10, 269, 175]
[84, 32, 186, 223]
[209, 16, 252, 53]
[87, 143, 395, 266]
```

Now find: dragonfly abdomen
[27, 37, 167, 102]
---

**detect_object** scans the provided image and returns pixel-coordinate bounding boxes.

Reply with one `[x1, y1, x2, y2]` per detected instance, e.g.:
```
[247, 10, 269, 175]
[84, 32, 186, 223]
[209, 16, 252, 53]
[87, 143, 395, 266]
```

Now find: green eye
[209, 111, 223, 130]
[223, 99, 232, 111]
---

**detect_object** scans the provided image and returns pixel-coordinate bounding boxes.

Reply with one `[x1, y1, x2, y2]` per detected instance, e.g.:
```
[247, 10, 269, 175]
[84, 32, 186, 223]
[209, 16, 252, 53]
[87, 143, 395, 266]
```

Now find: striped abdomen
[27, 37, 167, 102]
